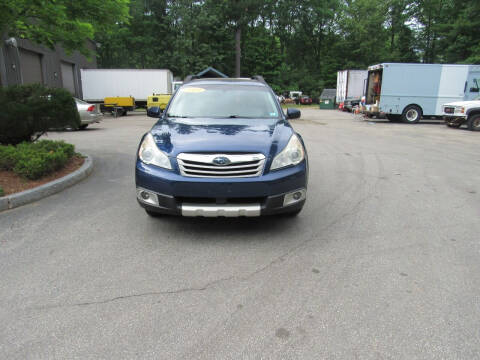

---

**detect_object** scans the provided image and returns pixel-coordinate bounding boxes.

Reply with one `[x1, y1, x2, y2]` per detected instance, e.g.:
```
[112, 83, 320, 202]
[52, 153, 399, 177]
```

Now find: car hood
[150, 117, 293, 159]
[443, 100, 480, 107]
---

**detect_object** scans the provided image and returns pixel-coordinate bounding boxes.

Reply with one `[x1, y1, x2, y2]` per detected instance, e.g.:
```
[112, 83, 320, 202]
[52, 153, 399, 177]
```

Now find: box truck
[336, 70, 368, 111]
[365, 63, 480, 122]
[80, 69, 173, 112]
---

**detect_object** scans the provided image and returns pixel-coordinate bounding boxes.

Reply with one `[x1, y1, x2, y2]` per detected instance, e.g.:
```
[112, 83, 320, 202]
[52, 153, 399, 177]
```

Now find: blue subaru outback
[135, 76, 308, 217]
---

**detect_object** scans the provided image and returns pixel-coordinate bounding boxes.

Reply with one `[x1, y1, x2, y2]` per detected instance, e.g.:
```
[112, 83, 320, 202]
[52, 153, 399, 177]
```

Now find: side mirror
[286, 108, 301, 119]
[147, 106, 162, 118]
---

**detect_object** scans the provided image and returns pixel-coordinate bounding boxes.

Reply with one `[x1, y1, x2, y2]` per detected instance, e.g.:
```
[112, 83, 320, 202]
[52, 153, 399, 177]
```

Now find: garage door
[19, 49, 43, 84]
[61, 62, 76, 94]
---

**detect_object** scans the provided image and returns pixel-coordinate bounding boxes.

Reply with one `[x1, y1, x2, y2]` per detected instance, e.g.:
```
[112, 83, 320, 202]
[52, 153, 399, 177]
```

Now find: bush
[0, 84, 80, 145]
[0, 187, 4, 197]
[30, 140, 75, 158]
[0, 140, 75, 180]
[0, 145, 18, 170]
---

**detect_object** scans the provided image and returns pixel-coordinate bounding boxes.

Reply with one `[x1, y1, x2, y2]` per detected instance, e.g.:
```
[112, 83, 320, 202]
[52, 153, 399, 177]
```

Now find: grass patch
[0, 140, 75, 180]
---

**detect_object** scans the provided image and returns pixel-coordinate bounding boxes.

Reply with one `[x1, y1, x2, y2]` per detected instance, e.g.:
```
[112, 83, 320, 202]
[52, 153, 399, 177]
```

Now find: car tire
[401, 105, 422, 123]
[467, 114, 480, 131]
[386, 114, 401, 122]
[78, 124, 88, 130]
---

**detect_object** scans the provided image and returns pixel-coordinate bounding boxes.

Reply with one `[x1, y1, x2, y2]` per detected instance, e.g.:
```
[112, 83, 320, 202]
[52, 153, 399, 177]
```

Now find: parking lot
[1, 108, 479, 358]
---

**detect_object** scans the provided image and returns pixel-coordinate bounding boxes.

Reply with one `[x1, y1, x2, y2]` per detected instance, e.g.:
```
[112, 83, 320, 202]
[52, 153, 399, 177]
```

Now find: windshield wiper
[227, 115, 253, 118]
[167, 114, 189, 118]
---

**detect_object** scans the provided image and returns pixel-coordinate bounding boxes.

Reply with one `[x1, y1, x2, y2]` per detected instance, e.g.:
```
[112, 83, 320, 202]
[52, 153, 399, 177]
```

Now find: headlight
[271, 134, 305, 170]
[458, 107, 465, 114]
[138, 133, 172, 169]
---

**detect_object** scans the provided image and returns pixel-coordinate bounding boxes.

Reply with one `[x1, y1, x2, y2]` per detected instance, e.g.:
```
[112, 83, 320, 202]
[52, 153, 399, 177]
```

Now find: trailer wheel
[386, 114, 401, 122]
[467, 114, 480, 131]
[401, 105, 422, 123]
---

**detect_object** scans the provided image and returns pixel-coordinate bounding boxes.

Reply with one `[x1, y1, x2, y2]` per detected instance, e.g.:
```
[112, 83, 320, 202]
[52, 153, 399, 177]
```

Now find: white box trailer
[365, 63, 480, 122]
[336, 70, 368, 103]
[80, 69, 173, 106]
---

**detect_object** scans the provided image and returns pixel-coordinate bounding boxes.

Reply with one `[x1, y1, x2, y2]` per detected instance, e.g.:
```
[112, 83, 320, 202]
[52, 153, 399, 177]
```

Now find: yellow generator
[147, 94, 171, 110]
[102, 96, 135, 116]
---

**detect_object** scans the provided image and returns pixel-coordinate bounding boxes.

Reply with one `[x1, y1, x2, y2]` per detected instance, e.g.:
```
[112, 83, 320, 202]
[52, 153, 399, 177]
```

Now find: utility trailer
[80, 69, 173, 110]
[336, 70, 368, 111]
[365, 63, 480, 123]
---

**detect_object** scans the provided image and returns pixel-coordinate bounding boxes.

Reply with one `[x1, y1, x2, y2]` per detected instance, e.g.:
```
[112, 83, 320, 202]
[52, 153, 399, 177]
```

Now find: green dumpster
[319, 88, 336, 109]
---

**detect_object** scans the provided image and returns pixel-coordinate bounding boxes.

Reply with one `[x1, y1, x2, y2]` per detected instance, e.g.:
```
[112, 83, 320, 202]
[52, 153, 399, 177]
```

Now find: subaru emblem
[212, 156, 231, 166]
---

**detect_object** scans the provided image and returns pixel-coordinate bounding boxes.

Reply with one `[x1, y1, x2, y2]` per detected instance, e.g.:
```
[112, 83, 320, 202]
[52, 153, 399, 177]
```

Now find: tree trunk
[235, 26, 241, 77]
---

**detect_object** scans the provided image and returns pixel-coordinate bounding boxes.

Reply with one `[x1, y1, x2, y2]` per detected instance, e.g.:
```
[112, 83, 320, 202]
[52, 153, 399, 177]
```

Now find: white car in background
[74, 98, 103, 130]
[443, 96, 480, 131]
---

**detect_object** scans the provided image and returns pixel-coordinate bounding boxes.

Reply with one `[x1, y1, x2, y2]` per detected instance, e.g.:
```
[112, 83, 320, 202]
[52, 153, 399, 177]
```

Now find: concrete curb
[0, 154, 93, 212]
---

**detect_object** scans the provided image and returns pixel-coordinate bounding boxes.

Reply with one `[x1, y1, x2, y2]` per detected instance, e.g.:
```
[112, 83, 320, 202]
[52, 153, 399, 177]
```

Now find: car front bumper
[443, 115, 467, 125]
[135, 159, 308, 216]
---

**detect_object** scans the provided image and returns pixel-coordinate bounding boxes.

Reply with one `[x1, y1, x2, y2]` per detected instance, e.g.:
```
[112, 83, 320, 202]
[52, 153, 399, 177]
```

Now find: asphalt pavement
[1, 109, 479, 359]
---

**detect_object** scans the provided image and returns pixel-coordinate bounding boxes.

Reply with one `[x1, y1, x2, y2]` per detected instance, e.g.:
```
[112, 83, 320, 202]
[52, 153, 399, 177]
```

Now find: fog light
[136, 188, 159, 206]
[283, 189, 306, 207]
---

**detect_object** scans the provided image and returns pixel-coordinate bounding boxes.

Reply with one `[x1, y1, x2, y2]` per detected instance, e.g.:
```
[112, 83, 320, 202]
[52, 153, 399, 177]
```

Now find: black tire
[386, 114, 401, 122]
[145, 209, 162, 217]
[78, 124, 88, 130]
[467, 114, 480, 131]
[122, 110, 128, 116]
[401, 105, 422, 123]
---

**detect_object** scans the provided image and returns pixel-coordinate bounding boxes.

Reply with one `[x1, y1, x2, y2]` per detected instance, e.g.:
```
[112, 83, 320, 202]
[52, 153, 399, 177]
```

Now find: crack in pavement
[29, 198, 367, 312]
[33, 275, 237, 310]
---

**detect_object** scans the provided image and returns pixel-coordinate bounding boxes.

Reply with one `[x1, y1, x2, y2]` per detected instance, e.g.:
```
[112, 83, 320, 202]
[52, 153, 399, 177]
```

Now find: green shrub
[30, 140, 75, 158]
[0, 145, 18, 170]
[0, 84, 80, 145]
[0, 187, 4, 197]
[0, 140, 75, 180]
[13, 150, 69, 180]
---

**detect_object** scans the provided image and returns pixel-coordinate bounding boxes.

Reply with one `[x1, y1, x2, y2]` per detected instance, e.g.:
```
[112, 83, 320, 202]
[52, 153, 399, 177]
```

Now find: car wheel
[467, 114, 480, 131]
[145, 209, 162, 217]
[386, 114, 401, 122]
[401, 105, 422, 123]
[78, 124, 88, 130]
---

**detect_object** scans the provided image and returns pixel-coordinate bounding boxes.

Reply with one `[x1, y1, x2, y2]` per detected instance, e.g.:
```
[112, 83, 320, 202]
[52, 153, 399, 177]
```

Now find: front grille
[444, 107, 455, 114]
[177, 153, 266, 178]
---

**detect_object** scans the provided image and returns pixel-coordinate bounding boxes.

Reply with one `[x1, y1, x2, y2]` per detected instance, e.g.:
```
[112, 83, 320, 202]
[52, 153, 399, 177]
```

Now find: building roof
[196, 67, 228, 78]
[186, 78, 265, 87]
[320, 88, 336, 99]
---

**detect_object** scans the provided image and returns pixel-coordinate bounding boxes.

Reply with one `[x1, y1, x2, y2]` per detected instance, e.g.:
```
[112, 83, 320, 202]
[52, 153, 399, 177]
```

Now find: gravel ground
[0, 109, 479, 359]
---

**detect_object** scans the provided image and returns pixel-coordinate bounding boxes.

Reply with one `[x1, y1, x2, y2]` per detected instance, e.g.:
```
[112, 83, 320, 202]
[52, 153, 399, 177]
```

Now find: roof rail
[252, 75, 266, 83]
[183, 75, 198, 83]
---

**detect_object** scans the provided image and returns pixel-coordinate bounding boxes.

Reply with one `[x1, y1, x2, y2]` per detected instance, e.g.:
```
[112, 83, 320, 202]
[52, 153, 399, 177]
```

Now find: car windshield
[167, 84, 279, 119]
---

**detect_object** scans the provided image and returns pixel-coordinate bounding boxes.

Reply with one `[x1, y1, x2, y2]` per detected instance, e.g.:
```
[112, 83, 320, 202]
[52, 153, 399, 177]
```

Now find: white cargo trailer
[80, 69, 173, 106]
[365, 63, 480, 123]
[336, 70, 368, 103]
